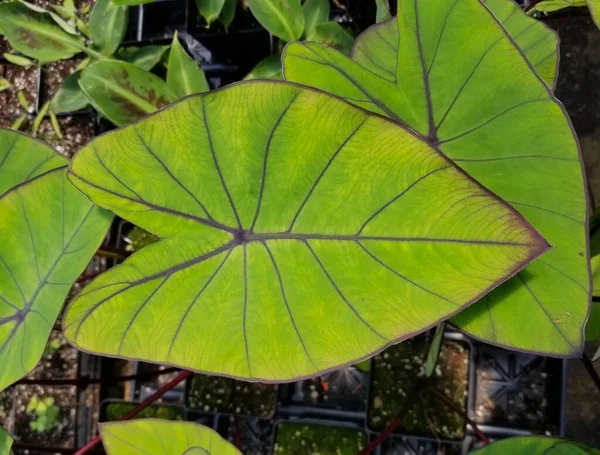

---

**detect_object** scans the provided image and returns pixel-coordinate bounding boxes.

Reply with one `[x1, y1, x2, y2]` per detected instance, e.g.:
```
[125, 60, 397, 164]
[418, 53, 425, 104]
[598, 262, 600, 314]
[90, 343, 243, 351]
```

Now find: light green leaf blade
[303, 0, 330, 38]
[0, 1, 85, 62]
[219, 0, 237, 29]
[375, 0, 391, 23]
[100, 420, 241, 455]
[243, 54, 282, 80]
[351, 18, 397, 82]
[0, 129, 112, 392]
[51, 71, 89, 113]
[533, 0, 587, 13]
[63, 81, 546, 381]
[588, 0, 600, 30]
[484, 0, 559, 88]
[79, 60, 175, 126]
[283, 0, 589, 357]
[248, 0, 304, 42]
[116, 45, 170, 71]
[3, 53, 34, 67]
[167, 31, 210, 98]
[112, 0, 157, 5]
[89, 0, 128, 56]
[471, 436, 600, 455]
[0, 426, 12, 455]
[308, 22, 353, 56]
[196, 0, 227, 26]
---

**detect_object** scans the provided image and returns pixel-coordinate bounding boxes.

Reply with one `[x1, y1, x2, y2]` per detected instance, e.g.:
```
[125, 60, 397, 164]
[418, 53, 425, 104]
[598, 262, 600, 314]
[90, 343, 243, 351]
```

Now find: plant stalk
[74, 370, 192, 455]
[95, 248, 130, 260]
[581, 352, 600, 395]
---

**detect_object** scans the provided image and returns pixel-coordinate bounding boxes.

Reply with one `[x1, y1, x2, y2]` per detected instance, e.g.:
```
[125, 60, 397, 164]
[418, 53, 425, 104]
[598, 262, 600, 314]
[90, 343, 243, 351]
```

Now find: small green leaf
[0, 1, 85, 62]
[588, 0, 600, 29]
[33, 101, 51, 135]
[49, 11, 79, 35]
[79, 60, 175, 126]
[10, 114, 27, 130]
[49, 109, 63, 138]
[16, 90, 31, 111]
[89, 0, 128, 56]
[51, 71, 89, 113]
[75, 17, 90, 37]
[425, 323, 444, 377]
[196, 0, 226, 26]
[63, 81, 547, 381]
[74, 58, 90, 71]
[117, 45, 170, 71]
[532, 0, 586, 13]
[243, 54, 282, 80]
[375, 0, 391, 23]
[218, 0, 237, 29]
[3, 53, 34, 67]
[0, 128, 112, 392]
[167, 31, 209, 97]
[0, 425, 12, 455]
[283, 0, 588, 357]
[307, 22, 353, 55]
[112, 0, 158, 5]
[0, 79, 12, 93]
[52, 4, 76, 20]
[248, 0, 304, 42]
[303, 0, 329, 38]
[100, 420, 241, 454]
[471, 436, 600, 455]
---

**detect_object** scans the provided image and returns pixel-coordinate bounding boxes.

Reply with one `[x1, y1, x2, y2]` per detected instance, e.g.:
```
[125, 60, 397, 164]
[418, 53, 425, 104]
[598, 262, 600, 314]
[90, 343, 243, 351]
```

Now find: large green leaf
[350, 0, 558, 88]
[0, 426, 11, 455]
[589, 0, 600, 29]
[196, 0, 226, 26]
[79, 60, 175, 126]
[0, 129, 112, 392]
[302, 0, 329, 38]
[0, 1, 85, 62]
[483, 0, 559, 88]
[88, 0, 128, 56]
[100, 420, 241, 454]
[471, 436, 600, 454]
[167, 31, 209, 98]
[63, 81, 546, 381]
[283, 0, 589, 356]
[247, 0, 304, 42]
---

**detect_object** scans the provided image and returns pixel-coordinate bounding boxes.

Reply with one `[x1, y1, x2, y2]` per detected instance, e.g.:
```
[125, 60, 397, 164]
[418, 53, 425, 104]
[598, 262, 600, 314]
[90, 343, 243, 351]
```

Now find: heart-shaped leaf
[79, 60, 175, 126]
[0, 426, 11, 455]
[350, 0, 558, 88]
[63, 81, 547, 381]
[0, 129, 112, 392]
[89, 0, 128, 56]
[100, 420, 241, 455]
[167, 31, 209, 98]
[248, 0, 304, 42]
[283, 0, 588, 356]
[0, 1, 85, 62]
[471, 436, 600, 455]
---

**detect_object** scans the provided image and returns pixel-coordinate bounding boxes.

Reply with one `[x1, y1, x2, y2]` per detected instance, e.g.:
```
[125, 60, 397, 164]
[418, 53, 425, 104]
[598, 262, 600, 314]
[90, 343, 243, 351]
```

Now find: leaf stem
[95, 247, 130, 260]
[581, 352, 600, 396]
[16, 366, 180, 386]
[74, 370, 192, 455]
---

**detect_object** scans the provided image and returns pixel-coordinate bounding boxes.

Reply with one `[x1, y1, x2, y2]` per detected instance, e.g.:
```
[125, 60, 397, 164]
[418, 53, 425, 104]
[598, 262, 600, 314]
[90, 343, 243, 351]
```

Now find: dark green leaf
[0, 426, 12, 455]
[63, 81, 546, 381]
[471, 436, 600, 455]
[243, 54, 282, 80]
[167, 31, 209, 97]
[303, 0, 329, 38]
[51, 71, 89, 113]
[248, 0, 304, 41]
[89, 0, 128, 56]
[425, 323, 444, 377]
[79, 60, 175, 126]
[218, 0, 237, 29]
[0, 1, 85, 62]
[196, 0, 226, 26]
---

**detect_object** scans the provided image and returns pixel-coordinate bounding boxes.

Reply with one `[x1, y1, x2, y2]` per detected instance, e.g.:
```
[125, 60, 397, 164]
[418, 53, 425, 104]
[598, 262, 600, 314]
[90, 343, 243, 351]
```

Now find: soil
[29, 0, 96, 21]
[13, 384, 77, 449]
[0, 63, 38, 117]
[187, 375, 277, 418]
[28, 330, 79, 381]
[216, 415, 274, 455]
[104, 401, 185, 421]
[37, 115, 95, 157]
[0, 37, 11, 55]
[274, 423, 366, 455]
[41, 58, 85, 104]
[368, 338, 469, 440]
[474, 346, 560, 435]
[281, 362, 369, 412]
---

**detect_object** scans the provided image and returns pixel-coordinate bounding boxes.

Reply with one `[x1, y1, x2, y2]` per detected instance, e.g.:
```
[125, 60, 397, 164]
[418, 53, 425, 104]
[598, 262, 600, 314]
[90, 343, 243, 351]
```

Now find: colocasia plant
[0, 0, 597, 453]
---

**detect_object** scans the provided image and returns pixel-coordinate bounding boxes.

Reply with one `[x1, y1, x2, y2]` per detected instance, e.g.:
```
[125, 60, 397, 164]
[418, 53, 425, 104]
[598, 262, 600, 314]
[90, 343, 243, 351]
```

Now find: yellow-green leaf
[243, 54, 282, 80]
[472, 436, 600, 455]
[248, 0, 304, 41]
[167, 31, 209, 98]
[196, 0, 226, 26]
[63, 81, 547, 381]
